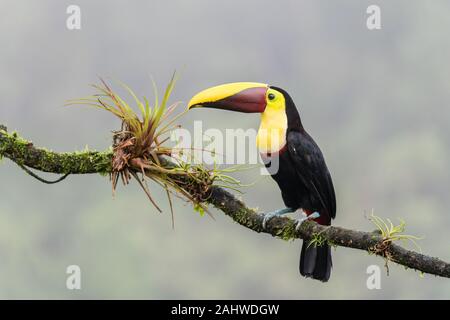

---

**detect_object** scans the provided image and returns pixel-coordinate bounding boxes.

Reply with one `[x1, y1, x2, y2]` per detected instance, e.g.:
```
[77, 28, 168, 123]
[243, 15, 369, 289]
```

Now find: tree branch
[1, 125, 449, 278]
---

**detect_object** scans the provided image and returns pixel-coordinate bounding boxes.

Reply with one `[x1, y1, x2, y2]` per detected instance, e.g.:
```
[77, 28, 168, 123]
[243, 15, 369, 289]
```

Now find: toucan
[187, 82, 336, 282]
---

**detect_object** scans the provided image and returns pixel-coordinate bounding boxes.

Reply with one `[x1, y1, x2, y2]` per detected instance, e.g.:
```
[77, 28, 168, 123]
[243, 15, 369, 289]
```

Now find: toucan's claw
[295, 211, 320, 231]
[262, 207, 295, 229]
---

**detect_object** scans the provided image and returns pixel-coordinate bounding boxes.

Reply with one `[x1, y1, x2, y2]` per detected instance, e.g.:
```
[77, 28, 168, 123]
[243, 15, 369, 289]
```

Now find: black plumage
[267, 86, 336, 282]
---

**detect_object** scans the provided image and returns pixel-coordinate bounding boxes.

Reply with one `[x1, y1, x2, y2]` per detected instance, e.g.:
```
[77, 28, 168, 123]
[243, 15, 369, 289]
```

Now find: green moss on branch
[0, 128, 112, 174]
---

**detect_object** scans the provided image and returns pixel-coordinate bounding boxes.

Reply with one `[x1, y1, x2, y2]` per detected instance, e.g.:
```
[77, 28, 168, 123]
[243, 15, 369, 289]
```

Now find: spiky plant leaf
[67, 74, 248, 227]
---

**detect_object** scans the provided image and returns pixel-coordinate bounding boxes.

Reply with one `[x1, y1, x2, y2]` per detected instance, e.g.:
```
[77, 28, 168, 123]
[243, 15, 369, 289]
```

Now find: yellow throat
[256, 89, 288, 154]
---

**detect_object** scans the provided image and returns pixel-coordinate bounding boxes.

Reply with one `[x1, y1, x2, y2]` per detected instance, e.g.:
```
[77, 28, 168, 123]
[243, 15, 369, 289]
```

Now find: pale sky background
[0, 0, 449, 299]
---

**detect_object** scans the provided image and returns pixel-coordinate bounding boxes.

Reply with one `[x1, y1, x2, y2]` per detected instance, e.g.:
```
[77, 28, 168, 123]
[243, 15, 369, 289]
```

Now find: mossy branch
[1, 124, 449, 279]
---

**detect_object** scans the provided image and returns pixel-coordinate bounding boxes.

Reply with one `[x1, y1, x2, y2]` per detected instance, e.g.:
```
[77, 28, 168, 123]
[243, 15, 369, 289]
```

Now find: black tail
[299, 240, 332, 282]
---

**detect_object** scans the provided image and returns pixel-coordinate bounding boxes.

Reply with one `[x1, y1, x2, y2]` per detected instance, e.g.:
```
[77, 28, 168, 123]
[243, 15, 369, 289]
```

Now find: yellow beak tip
[187, 102, 197, 109]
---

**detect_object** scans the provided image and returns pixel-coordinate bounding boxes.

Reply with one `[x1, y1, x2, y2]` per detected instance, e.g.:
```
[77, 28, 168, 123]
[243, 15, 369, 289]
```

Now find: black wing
[287, 130, 336, 219]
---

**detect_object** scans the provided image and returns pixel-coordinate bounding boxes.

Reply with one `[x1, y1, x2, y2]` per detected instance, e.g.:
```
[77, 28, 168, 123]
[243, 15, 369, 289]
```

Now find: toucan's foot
[262, 207, 295, 229]
[295, 211, 320, 231]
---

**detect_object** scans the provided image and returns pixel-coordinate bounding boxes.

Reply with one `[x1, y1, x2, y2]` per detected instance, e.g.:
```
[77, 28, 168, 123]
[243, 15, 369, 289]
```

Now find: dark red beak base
[202, 87, 267, 113]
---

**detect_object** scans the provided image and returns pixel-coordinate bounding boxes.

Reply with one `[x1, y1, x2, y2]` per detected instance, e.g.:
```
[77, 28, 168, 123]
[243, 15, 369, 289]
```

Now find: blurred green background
[0, 0, 449, 299]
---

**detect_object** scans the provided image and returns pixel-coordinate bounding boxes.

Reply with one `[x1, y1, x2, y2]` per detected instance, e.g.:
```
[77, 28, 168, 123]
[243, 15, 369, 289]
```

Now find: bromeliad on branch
[66, 75, 243, 226]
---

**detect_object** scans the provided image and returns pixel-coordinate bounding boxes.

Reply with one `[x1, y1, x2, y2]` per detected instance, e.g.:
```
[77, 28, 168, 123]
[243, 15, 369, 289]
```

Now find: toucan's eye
[268, 93, 275, 101]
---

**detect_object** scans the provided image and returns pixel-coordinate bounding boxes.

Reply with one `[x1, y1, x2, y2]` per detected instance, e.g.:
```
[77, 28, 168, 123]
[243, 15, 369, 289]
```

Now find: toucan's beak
[188, 82, 268, 113]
